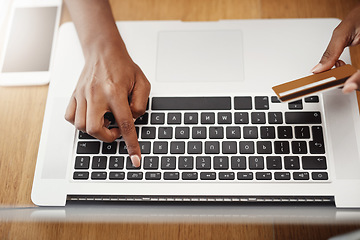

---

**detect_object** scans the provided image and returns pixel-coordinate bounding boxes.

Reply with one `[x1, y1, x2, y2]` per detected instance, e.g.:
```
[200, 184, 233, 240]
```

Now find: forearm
[64, 0, 128, 59]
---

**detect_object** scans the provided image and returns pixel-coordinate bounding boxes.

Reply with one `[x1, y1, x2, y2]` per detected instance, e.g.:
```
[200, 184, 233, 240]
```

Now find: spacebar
[151, 97, 231, 110]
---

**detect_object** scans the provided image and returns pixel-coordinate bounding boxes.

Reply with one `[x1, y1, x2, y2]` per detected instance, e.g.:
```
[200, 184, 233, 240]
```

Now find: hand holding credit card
[272, 64, 357, 102]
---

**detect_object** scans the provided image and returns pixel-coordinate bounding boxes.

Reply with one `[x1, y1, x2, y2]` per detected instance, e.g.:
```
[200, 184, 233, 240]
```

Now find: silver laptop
[31, 19, 360, 208]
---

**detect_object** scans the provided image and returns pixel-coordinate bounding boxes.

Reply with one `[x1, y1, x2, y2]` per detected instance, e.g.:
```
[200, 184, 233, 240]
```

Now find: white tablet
[0, 0, 61, 86]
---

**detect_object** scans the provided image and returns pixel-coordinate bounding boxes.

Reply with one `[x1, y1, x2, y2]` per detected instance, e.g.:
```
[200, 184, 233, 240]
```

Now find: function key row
[73, 171, 328, 181]
[75, 155, 327, 171]
[150, 96, 319, 111]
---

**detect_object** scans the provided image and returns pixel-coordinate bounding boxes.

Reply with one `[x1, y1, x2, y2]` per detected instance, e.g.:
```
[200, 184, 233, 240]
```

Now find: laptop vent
[67, 195, 334, 204]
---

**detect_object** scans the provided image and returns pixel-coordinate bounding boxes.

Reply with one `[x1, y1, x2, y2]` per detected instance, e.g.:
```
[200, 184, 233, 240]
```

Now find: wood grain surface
[1, 0, 360, 239]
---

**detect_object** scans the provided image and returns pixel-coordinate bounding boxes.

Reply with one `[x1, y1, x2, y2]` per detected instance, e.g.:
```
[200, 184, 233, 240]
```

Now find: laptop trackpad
[156, 30, 244, 83]
[324, 91, 360, 179]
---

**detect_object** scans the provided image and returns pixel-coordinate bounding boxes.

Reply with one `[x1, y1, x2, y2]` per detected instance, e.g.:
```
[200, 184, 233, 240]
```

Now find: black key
[251, 112, 266, 124]
[266, 156, 282, 170]
[200, 172, 216, 180]
[145, 172, 161, 180]
[127, 172, 143, 180]
[271, 96, 281, 103]
[285, 112, 322, 124]
[312, 126, 324, 142]
[75, 156, 90, 169]
[167, 113, 181, 124]
[196, 157, 211, 169]
[205, 141, 220, 154]
[260, 126, 275, 139]
[234, 112, 249, 124]
[153, 141, 168, 154]
[92, 156, 107, 169]
[214, 156, 229, 169]
[182, 172, 198, 180]
[164, 172, 180, 180]
[143, 156, 159, 169]
[188, 141, 202, 154]
[302, 156, 327, 169]
[175, 127, 190, 139]
[239, 141, 255, 154]
[249, 156, 264, 169]
[293, 172, 309, 180]
[237, 172, 253, 180]
[312, 172, 328, 180]
[102, 142, 117, 154]
[184, 113, 198, 124]
[305, 96, 319, 103]
[79, 131, 95, 139]
[109, 172, 125, 180]
[309, 141, 325, 154]
[274, 172, 291, 180]
[73, 171, 89, 180]
[231, 156, 246, 169]
[179, 156, 194, 169]
[139, 141, 151, 154]
[158, 127, 173, 139]
[295, 126, 310, 139]
[209, 127, 224, 139]
[141, 127, 156, 139]
[219, 172, 235, 180]
[91, 172, 107, 180]
[255, 96, 269, 110]
[222, 141, 237, 154]
[292, 141, 307, 154]
[243, 126, 258, 139]
[201, 112, 215, 124]
[277, 126, 293, 139]
[288, 100, 303, 110]
[152, 97, 231, 110]
[256, 172, 272, 180]
[77, 141, 100, 154]
[284, 156, 300, 170]
[119, 141, 128, 154]
[109, 156, 124, 169]
[170, 141, 185, 154]
[161, 156, 176, 169]
[234, 97, 252, 110]
[126, 156, 141, 169]
[274, 141, 290, 154]
[257, 141, 272, 154]
[151, 113, 165, 124]
[226, 127, 241, 139]
[218, 112, 232, 124]
[192, 127, 207, 139]
[135, 113, 149, 125]
[268, 112, 283, 124]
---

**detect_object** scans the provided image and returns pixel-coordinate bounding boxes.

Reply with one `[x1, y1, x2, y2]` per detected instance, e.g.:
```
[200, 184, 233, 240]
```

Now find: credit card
[272, 64, 357, 102]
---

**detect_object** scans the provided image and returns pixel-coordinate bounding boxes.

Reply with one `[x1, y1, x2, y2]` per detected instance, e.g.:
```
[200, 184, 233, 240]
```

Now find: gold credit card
[272, 64, 357, 102]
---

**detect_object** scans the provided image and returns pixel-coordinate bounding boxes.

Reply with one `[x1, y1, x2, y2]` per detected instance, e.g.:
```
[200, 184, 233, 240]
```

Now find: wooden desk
[1, 0, 360, 239]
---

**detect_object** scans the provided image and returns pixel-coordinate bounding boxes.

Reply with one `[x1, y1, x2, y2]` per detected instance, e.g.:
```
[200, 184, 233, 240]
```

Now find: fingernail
[342, 82, 358, 94]
[133, 118, 136, 122]
[130, 155, 141, 167]
[311, 63, 322, 73]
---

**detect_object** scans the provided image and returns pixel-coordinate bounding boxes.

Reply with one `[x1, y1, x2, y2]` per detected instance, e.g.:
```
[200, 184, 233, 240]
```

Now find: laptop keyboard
[72, 95, 329, 182]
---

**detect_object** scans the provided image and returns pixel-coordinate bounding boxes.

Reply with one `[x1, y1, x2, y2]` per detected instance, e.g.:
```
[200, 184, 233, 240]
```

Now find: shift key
[77, 141, 101, 154]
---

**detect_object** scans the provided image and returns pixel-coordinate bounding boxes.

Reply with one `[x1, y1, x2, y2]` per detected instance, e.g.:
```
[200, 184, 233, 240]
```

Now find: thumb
[312, 25, 350, 73]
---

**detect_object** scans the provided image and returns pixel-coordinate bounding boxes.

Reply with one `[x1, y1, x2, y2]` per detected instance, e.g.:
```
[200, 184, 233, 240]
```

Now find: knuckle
[125, 142, 140, 153]
[86, 125, 101, 137]
[130, 104, 146, 118]
[119, 120, 135, 135]
[64, 113, 74, 123]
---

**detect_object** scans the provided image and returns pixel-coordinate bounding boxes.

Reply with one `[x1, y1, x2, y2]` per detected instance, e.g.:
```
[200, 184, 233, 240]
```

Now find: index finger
[110, 95, 141, 167]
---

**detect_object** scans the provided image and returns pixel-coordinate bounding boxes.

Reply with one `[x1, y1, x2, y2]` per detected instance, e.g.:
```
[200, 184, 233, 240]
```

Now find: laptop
[31, 19, 360, 208]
